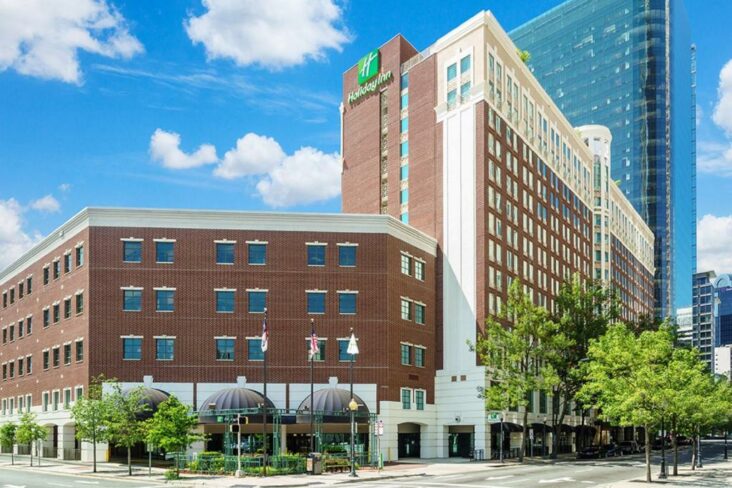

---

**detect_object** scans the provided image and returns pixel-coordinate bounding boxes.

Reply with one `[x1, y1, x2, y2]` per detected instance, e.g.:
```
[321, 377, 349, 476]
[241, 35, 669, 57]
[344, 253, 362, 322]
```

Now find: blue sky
[1, 0, 731, 271]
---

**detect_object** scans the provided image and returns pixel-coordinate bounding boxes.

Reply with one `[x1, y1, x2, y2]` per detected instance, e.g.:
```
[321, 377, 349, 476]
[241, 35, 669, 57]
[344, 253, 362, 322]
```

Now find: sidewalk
[603, 459, 732, 487]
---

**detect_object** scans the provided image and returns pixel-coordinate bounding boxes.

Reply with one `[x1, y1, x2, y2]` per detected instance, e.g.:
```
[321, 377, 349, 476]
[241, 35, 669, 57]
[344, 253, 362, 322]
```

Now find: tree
[71, 376, 111, 472]
[547, 276, 617, 457]
[15, 413, 48, 467]
[517, 49, 531, 64]
[578, 324, 675, 482]
[105, 384, 150, 476]
[474, 280, 558, 462]
[0, 422, 17, 465]
[145, 395, 202, 476]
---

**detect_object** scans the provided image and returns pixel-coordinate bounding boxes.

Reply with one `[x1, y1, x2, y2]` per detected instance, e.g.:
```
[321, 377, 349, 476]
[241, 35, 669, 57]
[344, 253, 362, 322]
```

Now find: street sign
[375, 419, 384, 436]
[487, 412, 502, 423]
[529, 428, 534, 440]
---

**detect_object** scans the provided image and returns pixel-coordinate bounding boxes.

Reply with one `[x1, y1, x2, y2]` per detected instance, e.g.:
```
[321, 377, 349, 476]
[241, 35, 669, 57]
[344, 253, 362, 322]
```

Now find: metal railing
[17, 444, 31, 455]
[42, 446, 58, 458]
[63, 447, 81, 460]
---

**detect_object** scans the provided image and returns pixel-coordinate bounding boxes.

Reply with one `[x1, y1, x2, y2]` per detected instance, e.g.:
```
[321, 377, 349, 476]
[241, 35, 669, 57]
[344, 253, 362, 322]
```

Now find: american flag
[309, 319, 319, 359]
[261, 309, 268, 352]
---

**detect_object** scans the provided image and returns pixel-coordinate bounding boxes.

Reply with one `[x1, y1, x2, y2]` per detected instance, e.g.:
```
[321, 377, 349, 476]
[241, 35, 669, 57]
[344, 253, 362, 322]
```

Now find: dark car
[576, 446, 601, 459]
[619, 441, 640, 454]
[601, 443, 618, 457]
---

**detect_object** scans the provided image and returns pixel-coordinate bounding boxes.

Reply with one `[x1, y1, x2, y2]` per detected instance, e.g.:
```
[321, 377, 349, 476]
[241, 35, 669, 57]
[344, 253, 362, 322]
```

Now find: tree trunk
[644, 425, 651, 483]
[551, 398, 567, 459]
[37, 441, 41, 467]
[520, 408, 528, 463]
[672, 418, 678, 476]
[128, 446, 132, 476]
[691, 434, 697, 470]
[92, 433, 97, 473]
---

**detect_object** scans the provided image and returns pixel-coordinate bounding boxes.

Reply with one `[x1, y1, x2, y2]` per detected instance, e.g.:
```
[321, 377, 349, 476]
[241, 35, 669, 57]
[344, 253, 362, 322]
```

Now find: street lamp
[725, 430, 728, 461]
[543, 416, 547, 458]
[349, 398, 358, 478]
[659, 417, 667, 479]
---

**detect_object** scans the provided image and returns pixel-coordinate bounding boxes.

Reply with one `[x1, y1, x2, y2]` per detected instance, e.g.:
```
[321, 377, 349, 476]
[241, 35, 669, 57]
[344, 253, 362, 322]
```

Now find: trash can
[307, 452, 322, 475]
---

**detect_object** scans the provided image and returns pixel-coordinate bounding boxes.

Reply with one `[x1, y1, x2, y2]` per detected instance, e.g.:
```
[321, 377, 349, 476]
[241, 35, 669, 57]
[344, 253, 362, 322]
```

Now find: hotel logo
[357, 49, 380, 84]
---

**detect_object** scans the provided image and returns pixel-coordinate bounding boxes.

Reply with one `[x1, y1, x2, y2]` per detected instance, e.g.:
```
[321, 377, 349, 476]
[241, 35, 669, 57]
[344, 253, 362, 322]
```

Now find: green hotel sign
[348, 48, 393, 105]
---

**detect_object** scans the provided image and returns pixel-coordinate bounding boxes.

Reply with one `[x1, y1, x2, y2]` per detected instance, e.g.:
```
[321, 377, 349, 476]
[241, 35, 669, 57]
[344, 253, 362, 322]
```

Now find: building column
[279, 425, 287, 455]
[58, 424, 76, 459]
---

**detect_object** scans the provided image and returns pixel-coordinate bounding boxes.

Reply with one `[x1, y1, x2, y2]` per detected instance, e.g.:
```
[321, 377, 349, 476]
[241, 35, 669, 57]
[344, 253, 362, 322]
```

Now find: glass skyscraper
[511, 0, 695, 317]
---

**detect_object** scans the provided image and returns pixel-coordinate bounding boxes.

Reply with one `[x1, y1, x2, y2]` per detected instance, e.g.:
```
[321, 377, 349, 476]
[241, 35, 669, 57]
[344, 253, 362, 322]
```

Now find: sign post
[487, 412, 503, 462]
[374, 420, 384, 472]
[147, 443, 153, 477]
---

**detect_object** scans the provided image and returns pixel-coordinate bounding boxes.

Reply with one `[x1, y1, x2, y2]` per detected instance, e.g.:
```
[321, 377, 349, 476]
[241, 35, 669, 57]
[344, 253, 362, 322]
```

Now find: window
[415, 303, 425, 325]
[447, 63, 457, 81]
[248, 291, 267, 313]
[76, 293, 84, 314]
[123, 241, 142, 262]
[338, 339, 355, 361]
[26, 316, 32, 335]
[9, 324, 14, 341]
[26, 356, 32, 374]
[460, 55, 471, 73]
[18, 282, 24, 298]
[400, 72, 409, 90]
[401, 389, 411, 409]
[447, 89, 457, 106]
[307, 291, 326, 314]
[64, 253, 72, 273]
[9, 288, 14, 304]
[400, 93, 408, 109]
[155, 289, 175, 312]
[338, 245, 357, 267]
[75, 386, 83, 401]
[8, 362, 13, 379]
[156, 338, 175, 360]
[400, 189, 408, 204]
[215, 290, 235, 313]
[43, 351, 49, 370]
[1, 363, 5, 380]
[123, 289, 142, 311]
[338, 292, 357, 315]
[248, 243, 267, 265]
[75, 245, 84, 267]
[122, 338, 142, 360]
[307, 244, 326, 266]
[415, 347, 425, 367]
[26, 276, 32, 295]
[53, 391, 59, 411]
[64, 298, 72, 318]
[43, 266, 49, 285]
[400, 117, 408, 133]
[53, 303, 60, 323]
[155, 241, 174, 263]
[1, 328, 5, 344]
[400, 254, 411, 275]
[248, 339, 263, 361]
[460, 81, 471, 99]
[415, 390, 425, 410]
[401, 344, 411, 365]
[52, 260, 60, 279]
[64, 389, 72, 409]
[414, 260, 425, 281]
[43, 392, 49, 412]
[216, 242, 235, 264]
[400, 164, 409, 181]
[18, 319, 23, 338]
[75, 340, 83, 362]
[216, 338, 235, 361]
[306, 339, 326, 361]
[2, 292, 5, 308]
[52, 347, 60, 367]
[400, 298, 412, 321]
[400, 141, 409, 157]
[400, 212, 409, 224]
[539, 390, 547, 414]
[64, 344, 72, 365]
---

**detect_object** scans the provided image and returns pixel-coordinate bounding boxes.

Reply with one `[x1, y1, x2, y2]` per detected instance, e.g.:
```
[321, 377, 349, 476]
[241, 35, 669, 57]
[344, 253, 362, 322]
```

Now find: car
[601, 443, 618, 457]
[577, 446, 602, 459]
[619, 441, 640, 454]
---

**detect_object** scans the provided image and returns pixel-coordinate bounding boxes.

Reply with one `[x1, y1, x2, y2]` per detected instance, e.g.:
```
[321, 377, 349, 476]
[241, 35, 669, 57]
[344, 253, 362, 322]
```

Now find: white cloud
[256, 146, 341, 208]
[213, 133, 285, 179]
[0, 0, 143, 84]
[59, 183, 72, 193]
[0, 199, 40, 270]
[713, 59, 732, 136]
[185, 0, 351, 69]
[29, 195, 61, 213]
[149, 129, 218, 169]
[697, 140, 732, 176]
[698, 214, 732, 273]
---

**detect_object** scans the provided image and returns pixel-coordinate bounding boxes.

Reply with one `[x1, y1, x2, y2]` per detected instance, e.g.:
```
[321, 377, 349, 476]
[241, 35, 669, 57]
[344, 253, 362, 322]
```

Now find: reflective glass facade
[714, 275, 732, 347]
[511, 0, 695, 317]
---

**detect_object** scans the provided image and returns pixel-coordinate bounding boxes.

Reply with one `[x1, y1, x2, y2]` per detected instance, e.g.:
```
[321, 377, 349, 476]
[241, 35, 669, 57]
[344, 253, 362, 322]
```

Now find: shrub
[164, 469, 180, 480]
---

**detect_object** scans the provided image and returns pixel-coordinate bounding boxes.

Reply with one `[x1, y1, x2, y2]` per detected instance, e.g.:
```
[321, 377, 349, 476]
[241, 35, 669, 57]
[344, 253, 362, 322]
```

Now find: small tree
[145, 395, 202, 477]
[474, 280, 558, 462]
[0, 422, 17, 465]
[517, 49, 531, 64]
[72, 376, 111, 472]
[15, 413, 48, 467]
[105, 384, 150, 476]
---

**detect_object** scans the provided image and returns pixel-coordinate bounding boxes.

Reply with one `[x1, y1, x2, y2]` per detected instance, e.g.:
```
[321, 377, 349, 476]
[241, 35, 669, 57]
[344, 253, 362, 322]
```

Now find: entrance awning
[296, 388, 370, 423]
[123, 387, 170, 419]
[198, 387, 274, 422]
[490, 422, 522, 433]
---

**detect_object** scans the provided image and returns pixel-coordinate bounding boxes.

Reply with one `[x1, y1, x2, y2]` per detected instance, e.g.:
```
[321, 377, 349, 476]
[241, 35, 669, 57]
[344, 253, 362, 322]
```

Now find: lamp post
[659, 417, 667, 479]
[725, 431, 728, 460]
[349, 398, 358, 477]
[698, 434, 703, 468]
[543, 416, 547, 458]
[499, 416, 504, 463]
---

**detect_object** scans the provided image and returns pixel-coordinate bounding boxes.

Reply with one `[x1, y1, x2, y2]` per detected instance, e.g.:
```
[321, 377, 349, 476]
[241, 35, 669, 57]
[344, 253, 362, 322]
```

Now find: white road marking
[76, 483, 99, 486]
[581, 481, 595, 484]
[48, 484, 72, 488]
[3, 484, 26, 488]
[486, 475, 515, 480]
[574, 467, 595, 473]
[539, 477, 576, 484]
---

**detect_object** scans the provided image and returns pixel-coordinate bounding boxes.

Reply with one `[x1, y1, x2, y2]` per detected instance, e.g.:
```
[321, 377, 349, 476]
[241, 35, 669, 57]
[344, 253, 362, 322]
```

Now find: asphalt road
[0, 466, 164, 488]
[355, 441, 728, 488]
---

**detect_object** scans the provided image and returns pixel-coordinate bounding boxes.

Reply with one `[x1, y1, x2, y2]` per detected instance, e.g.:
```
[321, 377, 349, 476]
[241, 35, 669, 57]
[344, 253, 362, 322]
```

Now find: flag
[309, 320, 319, 359]
[261, 312, 268, 352]
[347, 331, 359, 355]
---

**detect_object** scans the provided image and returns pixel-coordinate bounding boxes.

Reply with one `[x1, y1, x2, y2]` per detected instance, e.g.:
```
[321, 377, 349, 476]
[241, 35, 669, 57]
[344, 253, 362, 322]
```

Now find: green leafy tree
[0, 422, 17, 465]
[548, 275, 617, 457]
[105, 384, 150, 476]
[15, 413, 48, 467]
[474, 280, 558, 462]
[517, 49, 531, 64]
[145, 395, 203, 476]
[71, 376, 111, 472]
[578, 324, 675, 482]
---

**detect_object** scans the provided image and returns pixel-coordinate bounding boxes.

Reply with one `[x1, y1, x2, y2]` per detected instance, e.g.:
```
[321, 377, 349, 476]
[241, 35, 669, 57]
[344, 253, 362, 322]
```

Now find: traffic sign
[375, 419, 384, 436]
[487, 412, 502, 422]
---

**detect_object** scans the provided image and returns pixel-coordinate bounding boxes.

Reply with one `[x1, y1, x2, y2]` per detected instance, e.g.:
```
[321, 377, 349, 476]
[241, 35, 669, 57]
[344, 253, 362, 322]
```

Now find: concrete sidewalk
[603, 459, 732, 487]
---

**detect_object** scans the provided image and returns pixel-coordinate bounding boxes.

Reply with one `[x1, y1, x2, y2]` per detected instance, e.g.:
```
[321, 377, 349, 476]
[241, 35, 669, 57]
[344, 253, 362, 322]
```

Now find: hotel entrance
[397, 423, 422, 458]
[448, 426, 474, 457]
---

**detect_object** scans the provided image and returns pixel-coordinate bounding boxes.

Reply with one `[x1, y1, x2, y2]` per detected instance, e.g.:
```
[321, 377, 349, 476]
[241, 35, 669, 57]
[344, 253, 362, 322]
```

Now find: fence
[42, 446, 57, 458]
[184, 453, 305, 475]
[16, 444, 31, 455]
[63, 448, 81, 460]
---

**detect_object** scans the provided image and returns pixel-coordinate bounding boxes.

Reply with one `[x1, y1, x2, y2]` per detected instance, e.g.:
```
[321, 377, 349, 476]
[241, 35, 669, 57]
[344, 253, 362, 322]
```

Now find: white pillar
[58, 424, 76, 459]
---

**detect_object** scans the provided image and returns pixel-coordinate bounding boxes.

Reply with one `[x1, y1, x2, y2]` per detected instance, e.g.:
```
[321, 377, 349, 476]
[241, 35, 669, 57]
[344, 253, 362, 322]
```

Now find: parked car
[619, 441, 640, 454]
[577, 446, 601, 459]
[600, 443, 619, 457]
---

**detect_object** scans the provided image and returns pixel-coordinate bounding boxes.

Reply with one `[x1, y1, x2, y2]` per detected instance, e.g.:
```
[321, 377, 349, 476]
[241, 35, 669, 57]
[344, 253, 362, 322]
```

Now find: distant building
[713, 274, 732, 347]
[675, 306, 693, 348]
[692, 271, 716, 369]
[714, 346, 732, 380]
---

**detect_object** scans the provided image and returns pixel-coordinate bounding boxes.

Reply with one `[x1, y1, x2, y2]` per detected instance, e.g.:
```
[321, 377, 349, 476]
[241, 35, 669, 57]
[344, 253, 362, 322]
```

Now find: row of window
[2, 341, 85, 381]
[122, 239, 358, 267]
[400, 253, 425, 280]
[400, 343, 426, 367]
[400, 298, 426, 324]
[121, 336, 358, 362]
[1, 293, 83, 348]
[400, 387, 426, 411]
[0, 386, 84, 416]
[122, 288, 359, 315]
[1, 355, 32, 380]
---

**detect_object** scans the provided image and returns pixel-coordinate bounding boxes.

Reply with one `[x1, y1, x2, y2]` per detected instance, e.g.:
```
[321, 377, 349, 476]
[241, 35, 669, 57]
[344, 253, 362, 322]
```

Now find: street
[351, 441, 730, 488]
[0, 464, 166, 488]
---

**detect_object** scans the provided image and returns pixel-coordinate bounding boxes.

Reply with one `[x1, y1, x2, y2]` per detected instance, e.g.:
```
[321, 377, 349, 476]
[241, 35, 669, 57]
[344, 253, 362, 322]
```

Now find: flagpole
[262, 308, 268, 477]
[349, 328, 357, 478]
[310, 318, 315, 454]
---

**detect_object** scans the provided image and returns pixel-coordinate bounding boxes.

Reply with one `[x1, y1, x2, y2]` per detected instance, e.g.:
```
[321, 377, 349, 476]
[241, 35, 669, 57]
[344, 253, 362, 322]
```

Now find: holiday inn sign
[348, 48, 393, 105]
